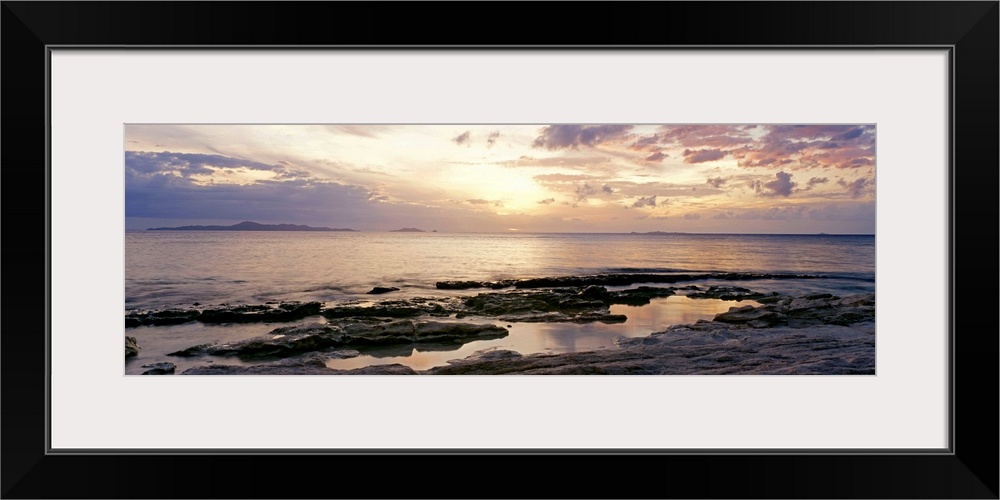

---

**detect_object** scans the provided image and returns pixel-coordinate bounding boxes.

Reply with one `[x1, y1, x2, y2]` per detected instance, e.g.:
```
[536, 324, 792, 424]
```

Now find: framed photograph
[4, 2, 996, 498]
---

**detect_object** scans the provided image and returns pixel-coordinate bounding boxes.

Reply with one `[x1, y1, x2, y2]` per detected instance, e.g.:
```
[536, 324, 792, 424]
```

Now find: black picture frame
[3, 2, 996, 498]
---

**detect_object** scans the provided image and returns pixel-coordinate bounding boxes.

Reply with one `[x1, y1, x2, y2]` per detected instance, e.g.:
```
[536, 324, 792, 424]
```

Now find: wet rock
[836, 293, 875, 307]
[182, 354, 333, 375]
[608, 286, 676, 305]
[328, 349, 361, 359]
[169, 320, 507, 359]
[199, 301, 322, 323]
[367, 286, 400, 294]
[341, 320, 508, 346]
[513, 274, 700, 289]
[269, 323, 337, 336]
[125, 336, 140, 357]
[427, 306, 875, 375]
[182, 355, 417, 375]
[197, 328, 345, 359]
[713, 305, 788, 327]
[436, 280, 516, 290]
[322, 303, 425, 319]
[496, 312, 628, 323]
[346, 364, 417, 375]
[125, 309, 201, 327]
[466, 290, 604, 314]
[141, 362, 175, 375]
[687, 285, 770, 301]
[166, 343, 215, 357]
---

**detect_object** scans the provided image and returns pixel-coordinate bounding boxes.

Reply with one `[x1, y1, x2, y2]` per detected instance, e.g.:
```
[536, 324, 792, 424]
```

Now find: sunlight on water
[323, 296, 759, 371]
[126, 231, 874, 310]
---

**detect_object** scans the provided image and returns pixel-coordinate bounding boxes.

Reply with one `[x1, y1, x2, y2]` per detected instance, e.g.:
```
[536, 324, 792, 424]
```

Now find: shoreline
[125, 273, 875, 375]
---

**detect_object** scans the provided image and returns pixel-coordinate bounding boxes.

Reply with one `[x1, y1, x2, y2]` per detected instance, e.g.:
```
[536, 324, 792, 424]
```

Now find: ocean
[124, 231, 875, 373]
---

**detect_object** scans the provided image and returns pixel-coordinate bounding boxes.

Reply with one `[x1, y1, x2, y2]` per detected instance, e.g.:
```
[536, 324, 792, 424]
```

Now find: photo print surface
[124, 124, 876, 375]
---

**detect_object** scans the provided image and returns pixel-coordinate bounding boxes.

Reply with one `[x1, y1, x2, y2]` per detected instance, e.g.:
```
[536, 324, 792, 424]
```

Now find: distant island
[147, 221, 357, 232]
[390, 227, 425, 232]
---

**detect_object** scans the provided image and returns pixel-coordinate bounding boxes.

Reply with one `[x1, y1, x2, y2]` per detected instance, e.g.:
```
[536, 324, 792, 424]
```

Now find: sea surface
[124, 231, 875, 374]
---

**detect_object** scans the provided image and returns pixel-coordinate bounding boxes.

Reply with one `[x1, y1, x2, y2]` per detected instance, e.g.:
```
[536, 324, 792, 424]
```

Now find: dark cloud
[644, 151, 667, 162]
[734, 124, 875, 169]
[126, 168, 376, 224]
[532, 125, 633, 150]
[125, 151, 281, 177]
[537, 198, 556, 205]
[683, 213, 701, 220]
[452, 131, 471, 145]
[838, 177, 873, 198]
[807, 177, 829, 187]
[834, 127, 865, 141]
[602, 184, 615, 194]
[762, 171, 797, 197]
[706, 177, 727, 188]
[630, 196, 657, 208]
[682, 149, 727, 164]
[486, 130, 500, 148]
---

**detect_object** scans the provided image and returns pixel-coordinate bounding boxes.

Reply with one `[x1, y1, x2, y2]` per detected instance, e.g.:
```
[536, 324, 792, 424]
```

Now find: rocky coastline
[124, 273, 875, 375]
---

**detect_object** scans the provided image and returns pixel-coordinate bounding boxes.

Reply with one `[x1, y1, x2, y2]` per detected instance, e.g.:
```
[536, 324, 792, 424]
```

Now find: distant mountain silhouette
[147, 221, 357, 232]
[389, 227, 425, 232]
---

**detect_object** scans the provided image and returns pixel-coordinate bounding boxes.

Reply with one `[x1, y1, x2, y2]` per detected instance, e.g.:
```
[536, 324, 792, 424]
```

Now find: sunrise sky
[124, 124, 875, 233]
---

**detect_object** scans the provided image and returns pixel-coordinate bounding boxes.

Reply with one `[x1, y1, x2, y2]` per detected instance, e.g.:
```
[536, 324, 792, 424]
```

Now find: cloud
[466, 198, 504, 207]
[644, 151, 667, 162]
[126, 151, 280, 177]
[575, 183, 597, 202]
[807, 177, 829, 187]
[537, 198, 556, 205]
[126, 169, 377, 225]
[630, 196, 657, 208]
[838, 177, 873, 198]
[762, 171, 797, 197]
[532, 125, 633, 149]
[834, 127, 865, 141]
[682, 149, 727, 164]
[734, 125, 875, 169]
[486, 130, 500, 148]
[706, 176, 727, 188]
[659, 125, 755, 149]
[602, 184, 615, 194]
[452, 131, 471, 145]
[496, 155, 611, 170]
[324, 125, 395, 138]
[629, 134, 661, 150]
[683, 213, 701, 220]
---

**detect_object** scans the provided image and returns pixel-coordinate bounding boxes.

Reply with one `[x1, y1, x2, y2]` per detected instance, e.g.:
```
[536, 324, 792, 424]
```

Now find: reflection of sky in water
[324, 296, 759, 371]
